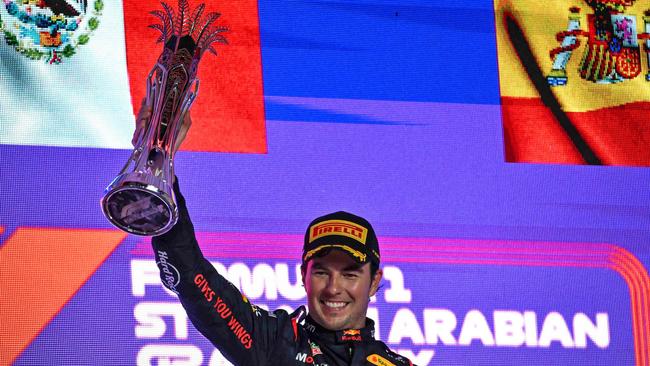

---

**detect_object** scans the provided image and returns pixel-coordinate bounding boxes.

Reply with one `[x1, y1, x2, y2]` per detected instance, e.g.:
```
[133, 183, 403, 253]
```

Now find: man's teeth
[324, 301, 346, 308]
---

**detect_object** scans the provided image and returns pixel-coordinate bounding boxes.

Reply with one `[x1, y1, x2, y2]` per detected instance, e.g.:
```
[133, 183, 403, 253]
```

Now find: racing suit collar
[304, 315, 376, 344]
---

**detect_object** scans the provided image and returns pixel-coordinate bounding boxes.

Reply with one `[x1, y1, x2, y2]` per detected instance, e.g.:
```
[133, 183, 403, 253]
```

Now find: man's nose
[323, 273, 342, 295]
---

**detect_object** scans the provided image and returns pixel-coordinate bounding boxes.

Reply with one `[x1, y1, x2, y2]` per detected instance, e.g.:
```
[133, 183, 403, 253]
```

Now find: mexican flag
[0, 0, 266, 153]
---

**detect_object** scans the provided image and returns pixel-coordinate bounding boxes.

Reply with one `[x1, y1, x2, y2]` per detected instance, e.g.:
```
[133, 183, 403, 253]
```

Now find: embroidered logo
[341, 328, 363, 341]
[309, 342, 323, 356]
[0, 0, 103, 63]
[303, 244, 367, 263]
[156, 250, 180, 294]
[309, 219, 368, 244]
[367, 354, 396, 366]
[547, 3, 650, 85]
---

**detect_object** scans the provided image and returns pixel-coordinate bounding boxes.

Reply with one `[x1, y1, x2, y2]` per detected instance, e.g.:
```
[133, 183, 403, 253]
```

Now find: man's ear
[369, 268, 383, 297]
[301, 264, 306, 286]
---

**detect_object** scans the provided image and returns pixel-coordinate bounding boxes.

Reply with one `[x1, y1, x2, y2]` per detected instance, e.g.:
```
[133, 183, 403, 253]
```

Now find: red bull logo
[309, 220, 368, 244]
[341, 328, 363, 342]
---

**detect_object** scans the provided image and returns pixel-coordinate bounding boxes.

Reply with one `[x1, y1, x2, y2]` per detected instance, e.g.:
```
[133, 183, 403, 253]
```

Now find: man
[140, 111, 415, 365]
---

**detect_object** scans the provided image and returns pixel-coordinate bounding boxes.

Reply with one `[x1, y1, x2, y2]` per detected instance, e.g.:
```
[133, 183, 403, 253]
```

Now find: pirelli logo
[309, 220, 368, 244]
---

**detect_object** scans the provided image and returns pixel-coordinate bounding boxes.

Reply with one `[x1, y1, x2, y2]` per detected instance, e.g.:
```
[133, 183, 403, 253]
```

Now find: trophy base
[101, 177, 177, 236]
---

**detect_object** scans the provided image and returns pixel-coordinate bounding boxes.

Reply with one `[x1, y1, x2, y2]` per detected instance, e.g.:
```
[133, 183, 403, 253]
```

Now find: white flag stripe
[0, 0, 134, 149]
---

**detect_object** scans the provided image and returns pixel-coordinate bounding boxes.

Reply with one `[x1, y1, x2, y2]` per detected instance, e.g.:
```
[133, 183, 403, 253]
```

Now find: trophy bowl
[102, 170, 176, 236]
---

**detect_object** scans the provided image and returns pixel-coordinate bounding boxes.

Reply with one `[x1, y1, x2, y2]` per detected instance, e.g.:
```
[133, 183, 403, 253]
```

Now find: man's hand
[132, 98, 192, 154]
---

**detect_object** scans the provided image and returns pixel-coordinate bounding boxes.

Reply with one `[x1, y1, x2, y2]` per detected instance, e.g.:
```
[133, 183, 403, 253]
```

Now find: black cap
[302, 211, 380, 266]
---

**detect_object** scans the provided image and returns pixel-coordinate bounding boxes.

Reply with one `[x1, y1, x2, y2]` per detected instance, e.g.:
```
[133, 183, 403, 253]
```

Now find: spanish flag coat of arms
[495, 0, 650, 166]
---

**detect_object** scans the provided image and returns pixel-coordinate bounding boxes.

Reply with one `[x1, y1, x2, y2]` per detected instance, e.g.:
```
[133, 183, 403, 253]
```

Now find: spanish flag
[494, 0, 650, 166]
[0, 0, 265, 153]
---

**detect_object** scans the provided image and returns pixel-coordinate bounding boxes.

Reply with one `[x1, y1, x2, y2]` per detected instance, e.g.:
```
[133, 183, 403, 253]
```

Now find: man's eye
[343, 273, 358, 279]
[313, 271, 327, 276]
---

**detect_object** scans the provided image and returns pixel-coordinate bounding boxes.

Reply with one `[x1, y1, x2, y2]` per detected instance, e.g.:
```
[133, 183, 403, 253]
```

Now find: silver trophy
[101, 0, 227, 236]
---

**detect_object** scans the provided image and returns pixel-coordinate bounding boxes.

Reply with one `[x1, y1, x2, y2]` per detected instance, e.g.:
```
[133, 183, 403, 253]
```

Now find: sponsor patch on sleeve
[367, 354, 396, 366]
[156, 250, 180, 294]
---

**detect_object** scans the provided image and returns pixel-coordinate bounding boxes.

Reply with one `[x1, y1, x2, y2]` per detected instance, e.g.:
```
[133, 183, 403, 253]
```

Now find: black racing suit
[152, 179, 415, 366]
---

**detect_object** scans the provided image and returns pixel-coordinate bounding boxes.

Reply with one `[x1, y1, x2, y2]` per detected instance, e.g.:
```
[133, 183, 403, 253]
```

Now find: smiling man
[138, 107, 415, 365]
[151, 186, 415, 365]
[302, 212, 382, 332]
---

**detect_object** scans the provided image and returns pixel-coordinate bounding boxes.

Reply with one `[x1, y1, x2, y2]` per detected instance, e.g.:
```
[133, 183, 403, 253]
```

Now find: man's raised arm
[151, 178, 287, 366]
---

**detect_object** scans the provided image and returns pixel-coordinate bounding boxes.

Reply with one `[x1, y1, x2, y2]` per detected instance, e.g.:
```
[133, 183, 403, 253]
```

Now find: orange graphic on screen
[494, 0, 650, 166]
[0, 228, 127, 365]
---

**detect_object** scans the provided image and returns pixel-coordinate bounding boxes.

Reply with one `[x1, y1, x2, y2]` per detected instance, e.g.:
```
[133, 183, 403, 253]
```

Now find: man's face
[302, 249, 382, 330]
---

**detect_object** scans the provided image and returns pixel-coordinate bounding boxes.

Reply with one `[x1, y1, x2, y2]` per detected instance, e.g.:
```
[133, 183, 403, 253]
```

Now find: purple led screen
[2, 1, 650, 366]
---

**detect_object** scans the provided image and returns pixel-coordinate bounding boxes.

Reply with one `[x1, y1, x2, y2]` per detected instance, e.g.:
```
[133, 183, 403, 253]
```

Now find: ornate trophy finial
[101, 0, 227, 236]
[149, 0, 228, 57]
